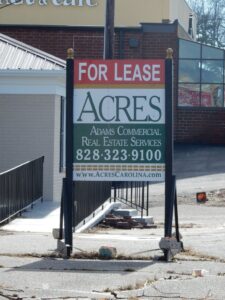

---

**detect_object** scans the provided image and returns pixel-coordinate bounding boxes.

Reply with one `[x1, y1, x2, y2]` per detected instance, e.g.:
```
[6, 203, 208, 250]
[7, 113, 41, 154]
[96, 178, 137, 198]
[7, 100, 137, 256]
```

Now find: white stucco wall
[53, 95, 64, 202]
[0, 94, 63, 202]
[170, 0, 196, 39]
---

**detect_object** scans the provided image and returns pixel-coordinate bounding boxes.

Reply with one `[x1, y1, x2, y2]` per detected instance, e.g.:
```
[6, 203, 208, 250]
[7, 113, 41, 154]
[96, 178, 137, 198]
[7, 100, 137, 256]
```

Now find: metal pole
[104, 0, 115, 59]
[173, 176, 180, 242]
[103, 0, 115, 204]
[59, 178, 65, 240]
[164, 48, 174, 238]
[147, 182, 149, 216]
[141, 182, 144, 218]
[64, 48, 74, 257]
[131, 181, 133, 207]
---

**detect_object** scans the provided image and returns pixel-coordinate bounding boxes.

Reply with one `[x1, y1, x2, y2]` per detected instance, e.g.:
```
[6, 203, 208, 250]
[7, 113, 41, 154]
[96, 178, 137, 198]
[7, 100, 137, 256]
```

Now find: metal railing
[112, 181, 150, 217]
[0, 156, 44, 224]
[73, 181, 111, 227]
[71, 181, 150, 228]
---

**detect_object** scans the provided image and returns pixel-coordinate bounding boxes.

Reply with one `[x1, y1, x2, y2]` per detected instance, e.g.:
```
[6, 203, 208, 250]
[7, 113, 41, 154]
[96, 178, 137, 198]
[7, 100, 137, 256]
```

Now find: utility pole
[104, 0, 115, 59]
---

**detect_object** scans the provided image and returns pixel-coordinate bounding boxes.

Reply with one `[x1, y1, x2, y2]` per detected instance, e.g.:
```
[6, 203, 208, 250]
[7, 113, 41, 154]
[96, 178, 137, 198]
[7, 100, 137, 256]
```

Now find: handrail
[0, 156, 44, 224]
[0, 160, 32, 176]
[112, 181, 150, 216]
[72, 181, 111, 227]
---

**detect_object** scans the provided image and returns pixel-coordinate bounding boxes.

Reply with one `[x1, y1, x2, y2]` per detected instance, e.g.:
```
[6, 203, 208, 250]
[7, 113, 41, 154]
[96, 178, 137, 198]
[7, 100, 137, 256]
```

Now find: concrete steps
[108, 207, 155, 228]
[112, 208, 154, 224]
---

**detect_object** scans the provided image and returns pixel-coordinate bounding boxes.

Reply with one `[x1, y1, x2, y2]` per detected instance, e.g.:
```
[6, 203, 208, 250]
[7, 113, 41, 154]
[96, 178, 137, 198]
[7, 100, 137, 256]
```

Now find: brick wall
[0, 26, 178, 60]
[1, 25, 225, 144]
[176, 108, 225, 144]
[0, 27, 104, 60]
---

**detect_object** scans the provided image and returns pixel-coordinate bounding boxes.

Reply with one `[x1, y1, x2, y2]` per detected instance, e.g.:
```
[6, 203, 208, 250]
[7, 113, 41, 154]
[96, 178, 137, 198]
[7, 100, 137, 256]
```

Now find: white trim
[0, 70, 66, 96]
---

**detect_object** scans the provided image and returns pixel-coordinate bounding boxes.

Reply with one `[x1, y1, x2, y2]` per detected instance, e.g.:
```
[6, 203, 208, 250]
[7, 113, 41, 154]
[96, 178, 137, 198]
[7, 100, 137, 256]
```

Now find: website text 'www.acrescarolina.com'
[74, 171, 163, 181]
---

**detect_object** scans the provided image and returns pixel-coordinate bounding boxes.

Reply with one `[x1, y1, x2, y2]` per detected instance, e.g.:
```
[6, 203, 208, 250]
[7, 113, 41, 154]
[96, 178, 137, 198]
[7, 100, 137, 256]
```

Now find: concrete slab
[1, 200, 60, 233]
[132, 216, 154, 224]
[1, 255, 225, 299]
[111, 208, 138, 217]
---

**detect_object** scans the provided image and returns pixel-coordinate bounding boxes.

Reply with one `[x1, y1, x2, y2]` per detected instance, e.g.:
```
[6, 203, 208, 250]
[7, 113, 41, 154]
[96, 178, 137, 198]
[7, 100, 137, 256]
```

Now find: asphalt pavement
[1, 144, 225, 300]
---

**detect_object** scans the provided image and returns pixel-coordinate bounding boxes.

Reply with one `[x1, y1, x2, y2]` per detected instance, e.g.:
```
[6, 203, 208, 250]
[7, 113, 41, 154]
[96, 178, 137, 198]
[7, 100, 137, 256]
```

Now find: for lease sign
[73, 59, 165, 181]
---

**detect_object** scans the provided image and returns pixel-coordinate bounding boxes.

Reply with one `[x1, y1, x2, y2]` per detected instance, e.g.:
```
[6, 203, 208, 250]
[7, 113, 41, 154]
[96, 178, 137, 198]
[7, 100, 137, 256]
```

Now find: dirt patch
[176, 248, 225, 263]
[0, 230, 15, 236]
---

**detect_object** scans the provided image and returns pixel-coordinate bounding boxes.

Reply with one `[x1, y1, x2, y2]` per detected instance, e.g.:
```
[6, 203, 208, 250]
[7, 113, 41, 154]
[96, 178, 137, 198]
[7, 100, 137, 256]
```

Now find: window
[179, 39, 201, 59]
[179, 60, 201, 83]
[178, 84, 200, 107]
[178, 39, 225, 108]
[201, 60, 223, 83]
[202, 45, 224, 59]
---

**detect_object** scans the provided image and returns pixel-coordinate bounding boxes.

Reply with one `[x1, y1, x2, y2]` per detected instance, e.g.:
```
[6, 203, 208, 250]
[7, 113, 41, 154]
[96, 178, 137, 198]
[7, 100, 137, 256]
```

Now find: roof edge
[0, 33, 66, 68]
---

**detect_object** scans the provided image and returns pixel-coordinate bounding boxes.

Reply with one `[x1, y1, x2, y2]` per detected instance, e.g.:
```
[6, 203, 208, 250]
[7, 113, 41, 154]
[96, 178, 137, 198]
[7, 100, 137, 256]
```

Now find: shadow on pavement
[5, 257, 159, 274]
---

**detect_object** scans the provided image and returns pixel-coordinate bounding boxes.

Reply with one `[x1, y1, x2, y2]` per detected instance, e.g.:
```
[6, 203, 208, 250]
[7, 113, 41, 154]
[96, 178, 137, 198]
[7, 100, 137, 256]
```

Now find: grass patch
[177, 248, 224, 262]
[0, 251, 156, 261]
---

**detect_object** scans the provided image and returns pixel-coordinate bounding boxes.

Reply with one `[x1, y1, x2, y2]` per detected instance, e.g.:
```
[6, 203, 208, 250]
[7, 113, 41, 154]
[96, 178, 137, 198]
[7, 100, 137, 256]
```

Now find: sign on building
[73, 59, 165, 181]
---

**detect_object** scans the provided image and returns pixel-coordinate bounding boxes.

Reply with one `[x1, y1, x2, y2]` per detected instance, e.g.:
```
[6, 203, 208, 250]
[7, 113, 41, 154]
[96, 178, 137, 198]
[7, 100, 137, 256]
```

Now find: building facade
[0, 34, 66, 202]
[0, 0, 224, 149]
[0, 0, 195, 33]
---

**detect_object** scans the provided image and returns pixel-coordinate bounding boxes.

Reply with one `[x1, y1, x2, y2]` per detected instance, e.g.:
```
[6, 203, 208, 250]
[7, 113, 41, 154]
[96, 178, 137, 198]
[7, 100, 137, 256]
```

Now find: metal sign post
[159, 49, 183, 261]
[63, 48, 74, 257]
[165, 48, 174, 238]
[59, 48, 182, 260]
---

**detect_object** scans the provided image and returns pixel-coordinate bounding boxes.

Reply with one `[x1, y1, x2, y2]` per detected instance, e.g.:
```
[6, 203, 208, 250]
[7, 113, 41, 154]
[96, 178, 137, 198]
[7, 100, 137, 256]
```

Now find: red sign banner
[74, 59, 165, 86]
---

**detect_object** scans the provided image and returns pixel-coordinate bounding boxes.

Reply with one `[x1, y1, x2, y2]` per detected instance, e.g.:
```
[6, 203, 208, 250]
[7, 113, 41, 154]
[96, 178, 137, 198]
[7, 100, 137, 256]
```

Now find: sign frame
[62, 48, 179, 260]
[73, 59, 166, 182]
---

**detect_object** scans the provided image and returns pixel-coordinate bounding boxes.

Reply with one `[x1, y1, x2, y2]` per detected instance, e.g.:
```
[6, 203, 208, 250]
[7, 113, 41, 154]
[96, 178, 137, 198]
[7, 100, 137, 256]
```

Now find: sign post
[159, 49, 183, 261]
[61, 50, 182, 260]
[165, 48, 174, 238]
[63, 48, 74, 257]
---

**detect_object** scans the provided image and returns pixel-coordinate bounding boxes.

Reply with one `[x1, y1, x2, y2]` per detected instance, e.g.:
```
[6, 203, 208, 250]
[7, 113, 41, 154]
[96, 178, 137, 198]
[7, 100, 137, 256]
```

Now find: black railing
[0, 156, 44, 224]
[73, 181, 111, 227]
[112, 181, 150, 217]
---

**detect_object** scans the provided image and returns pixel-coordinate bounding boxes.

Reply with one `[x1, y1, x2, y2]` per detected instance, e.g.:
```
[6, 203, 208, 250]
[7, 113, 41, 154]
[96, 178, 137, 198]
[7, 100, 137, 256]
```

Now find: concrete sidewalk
[1, 203, 225, 299]
[1, 200, 60, 233]
[1, 144, 225, 299]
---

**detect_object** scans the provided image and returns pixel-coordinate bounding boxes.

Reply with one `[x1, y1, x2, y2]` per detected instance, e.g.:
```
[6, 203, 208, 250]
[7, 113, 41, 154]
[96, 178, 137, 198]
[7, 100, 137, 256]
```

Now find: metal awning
[0, 33, 65, 70]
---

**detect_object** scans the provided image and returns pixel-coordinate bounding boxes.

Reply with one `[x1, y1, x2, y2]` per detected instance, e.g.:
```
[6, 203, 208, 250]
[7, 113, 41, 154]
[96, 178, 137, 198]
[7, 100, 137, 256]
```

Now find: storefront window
[179, 39, 201, 59]
[179, 60, 200, 83]
[179, 39, 225, 108]
[201, 60, 223, 83]
[201, 84, 224, 107]
[178, 84, 200, 107]
[202, 45, 224, 59]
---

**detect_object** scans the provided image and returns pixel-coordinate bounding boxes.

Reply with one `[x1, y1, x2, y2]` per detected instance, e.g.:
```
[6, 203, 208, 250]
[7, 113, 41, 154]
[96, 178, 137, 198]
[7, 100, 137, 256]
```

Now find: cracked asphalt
[1, 144, 225, 299]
